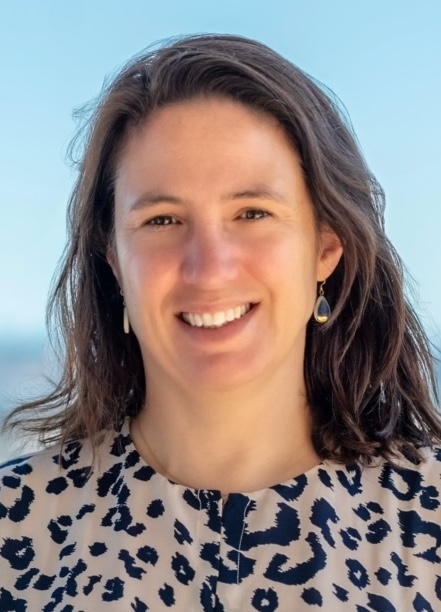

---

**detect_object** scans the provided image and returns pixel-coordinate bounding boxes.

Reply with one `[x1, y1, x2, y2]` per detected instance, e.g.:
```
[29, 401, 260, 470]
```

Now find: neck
[131, 363, 320, 495]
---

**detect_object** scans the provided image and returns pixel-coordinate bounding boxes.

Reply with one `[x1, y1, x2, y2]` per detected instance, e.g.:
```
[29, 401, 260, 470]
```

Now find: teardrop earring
[123, 304, 130, 334]
[120, 289, 130, 334]
[313, 281, 331, 323]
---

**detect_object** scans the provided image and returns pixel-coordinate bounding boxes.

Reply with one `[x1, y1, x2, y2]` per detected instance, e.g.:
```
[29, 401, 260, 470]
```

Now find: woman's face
[110, 97, 342, 392]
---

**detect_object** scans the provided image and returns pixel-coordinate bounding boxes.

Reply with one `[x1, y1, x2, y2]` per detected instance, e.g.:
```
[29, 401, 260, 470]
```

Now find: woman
[1, 34, 440, 611]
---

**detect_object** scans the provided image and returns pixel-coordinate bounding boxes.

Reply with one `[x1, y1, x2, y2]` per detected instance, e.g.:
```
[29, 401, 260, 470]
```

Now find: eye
[239, 208, 271, 220]
[145, 215, 179, 227]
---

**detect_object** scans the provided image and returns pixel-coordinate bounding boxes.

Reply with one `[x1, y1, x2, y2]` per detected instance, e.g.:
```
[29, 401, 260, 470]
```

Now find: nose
[180, 221, 238, 288]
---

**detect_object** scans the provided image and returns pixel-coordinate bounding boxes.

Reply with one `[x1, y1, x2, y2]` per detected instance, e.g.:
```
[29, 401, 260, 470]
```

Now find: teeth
[182, 304, 252, 328]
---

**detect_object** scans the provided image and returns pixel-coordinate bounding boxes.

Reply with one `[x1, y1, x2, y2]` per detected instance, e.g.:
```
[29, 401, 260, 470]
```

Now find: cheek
[121, 243, 179, 308]
[253, 237, 318, 313]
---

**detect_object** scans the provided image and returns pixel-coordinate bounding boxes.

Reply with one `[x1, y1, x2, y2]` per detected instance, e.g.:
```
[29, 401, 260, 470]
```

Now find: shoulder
[0, 427, 131, 504]
[372, 446, 441, 500]
[0, 439, 91, 515]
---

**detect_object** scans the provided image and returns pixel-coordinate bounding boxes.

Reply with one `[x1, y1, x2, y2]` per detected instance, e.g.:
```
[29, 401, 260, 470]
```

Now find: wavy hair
[5, 34, 440, 463]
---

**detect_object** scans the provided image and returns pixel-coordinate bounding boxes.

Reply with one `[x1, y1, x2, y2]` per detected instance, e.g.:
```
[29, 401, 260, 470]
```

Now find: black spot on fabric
[67, 467, 91, 487]
[310, 498, 338, 547]
[117, 482, 131, 505]
[1, 537, 35, 570]
[171, 552, 195, 585]
[413, 592, 435, 612]
[375, 567, 392, 585]
[332, 583, 349, 602]
[200, 576, 223, 612]
[59, 515, 72, 527]
[76, 503, 95, 519]
[366, 593, 397, 611]
[34, 574, 56, 590]
[125, 450, 140, 468]
[13, 462, 32, 475]
[336, 465, 363, 496]
[55, 441, 82, 469]
[354, 504, 371, 521]
[272, 474, 307, 501]
[223, 549, 255, 583]
[346, 558, 370, 589]
[44, 585, 64, 611]
[301, 587, 323, 606]
[367, 501, 383, 515]
[182, 489, 222, 534]
[110, 432, 132, 457]
[102, 576, 124, 601]
[3, 475, 21, 489]
[340, 527, 362, 551]
[89, 542, 107, 556]
[398, 511, 441, 563]
[390, 552, 416, 587]
[133, 466, 155, 482]
[435, 575, 441, 600]
[97, 463, 123, 497]
[8, 485, 35, 522]
[159, 583, 175, 606]
[48, 515, 72, 544]
[366, 519, 391, 544]
[147, 499, 165, 518]
[225, 501, 299, 550]
[101, 503, 145, 536]
[419, 485, 440, 510]
[380, 464, 423, 501]
[0, 587, 27, 611]
[182, 488, 201, 511]
[65, 559, 87, 596]
[265, 533, 326, 585]
[137, 545, 159, 566]
[317, 468, 333, 489]
[14, 567, 39, 590]
[251, 587, 279, 611]
[46, 477, 68, 494]
[174, 519, 193, 545]
[119, 549, 146, 579]
[83, 574, 102, 595]
[200, 542, 220, 571]
[59, 543, 76, 559]
[131, 596, 149, 611]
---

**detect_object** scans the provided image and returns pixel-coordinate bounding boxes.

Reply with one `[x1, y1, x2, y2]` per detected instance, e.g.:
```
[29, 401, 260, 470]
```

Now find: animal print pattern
[1, 420, 441, 610]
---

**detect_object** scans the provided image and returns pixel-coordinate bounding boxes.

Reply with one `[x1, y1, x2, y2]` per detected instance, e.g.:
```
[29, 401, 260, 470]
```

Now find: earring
[123, 305, 130, 334]
[120, 289, 130, 334]
[313, 281, 331, 323]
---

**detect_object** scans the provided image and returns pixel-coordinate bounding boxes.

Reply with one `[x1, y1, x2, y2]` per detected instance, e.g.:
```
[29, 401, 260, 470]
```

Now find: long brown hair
[5, 34, 440, 463]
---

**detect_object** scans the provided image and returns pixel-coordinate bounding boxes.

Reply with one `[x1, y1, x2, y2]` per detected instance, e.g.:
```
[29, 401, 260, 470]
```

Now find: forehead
[119, 97, 299, 172]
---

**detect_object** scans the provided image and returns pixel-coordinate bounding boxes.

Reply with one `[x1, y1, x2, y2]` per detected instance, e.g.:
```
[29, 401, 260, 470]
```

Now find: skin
[109, 97, 343, 494]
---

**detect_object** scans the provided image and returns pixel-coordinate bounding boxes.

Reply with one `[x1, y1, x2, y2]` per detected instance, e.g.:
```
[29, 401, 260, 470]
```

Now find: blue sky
[1, 0, 440, 344]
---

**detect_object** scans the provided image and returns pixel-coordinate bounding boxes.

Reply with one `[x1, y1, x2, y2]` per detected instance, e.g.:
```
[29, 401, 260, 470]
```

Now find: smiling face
[109, 97, 342, 394]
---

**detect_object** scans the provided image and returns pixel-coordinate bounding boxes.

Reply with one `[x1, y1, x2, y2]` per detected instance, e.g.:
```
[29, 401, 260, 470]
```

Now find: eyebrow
[129, 185, 288, 211]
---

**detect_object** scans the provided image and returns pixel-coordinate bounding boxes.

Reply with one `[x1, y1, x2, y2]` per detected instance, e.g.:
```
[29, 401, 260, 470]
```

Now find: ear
[107, 245, 122, 288]
[316, 226, 343, 282]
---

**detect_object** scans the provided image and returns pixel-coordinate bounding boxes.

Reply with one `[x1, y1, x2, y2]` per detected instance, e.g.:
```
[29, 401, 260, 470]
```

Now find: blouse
[1, 419, 441, 611]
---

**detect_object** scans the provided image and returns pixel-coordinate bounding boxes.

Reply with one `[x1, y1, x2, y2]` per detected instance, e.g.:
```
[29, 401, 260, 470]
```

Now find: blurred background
[1, 0, 440, 461]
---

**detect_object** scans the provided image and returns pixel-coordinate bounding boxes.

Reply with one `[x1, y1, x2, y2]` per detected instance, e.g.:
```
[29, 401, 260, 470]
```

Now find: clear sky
[1, 0, 440, 344]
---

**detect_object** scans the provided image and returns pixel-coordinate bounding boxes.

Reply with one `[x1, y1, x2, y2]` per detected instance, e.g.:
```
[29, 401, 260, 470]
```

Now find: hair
[5, 33, 440, 464]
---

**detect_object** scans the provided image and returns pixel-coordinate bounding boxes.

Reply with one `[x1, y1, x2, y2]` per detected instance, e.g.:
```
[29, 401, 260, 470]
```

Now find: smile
[181, 304, 253, 328]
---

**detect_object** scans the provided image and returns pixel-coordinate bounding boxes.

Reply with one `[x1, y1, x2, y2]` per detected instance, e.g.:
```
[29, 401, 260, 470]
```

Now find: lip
[181, 303, 252, 328]
[176, 303, 259, 342]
